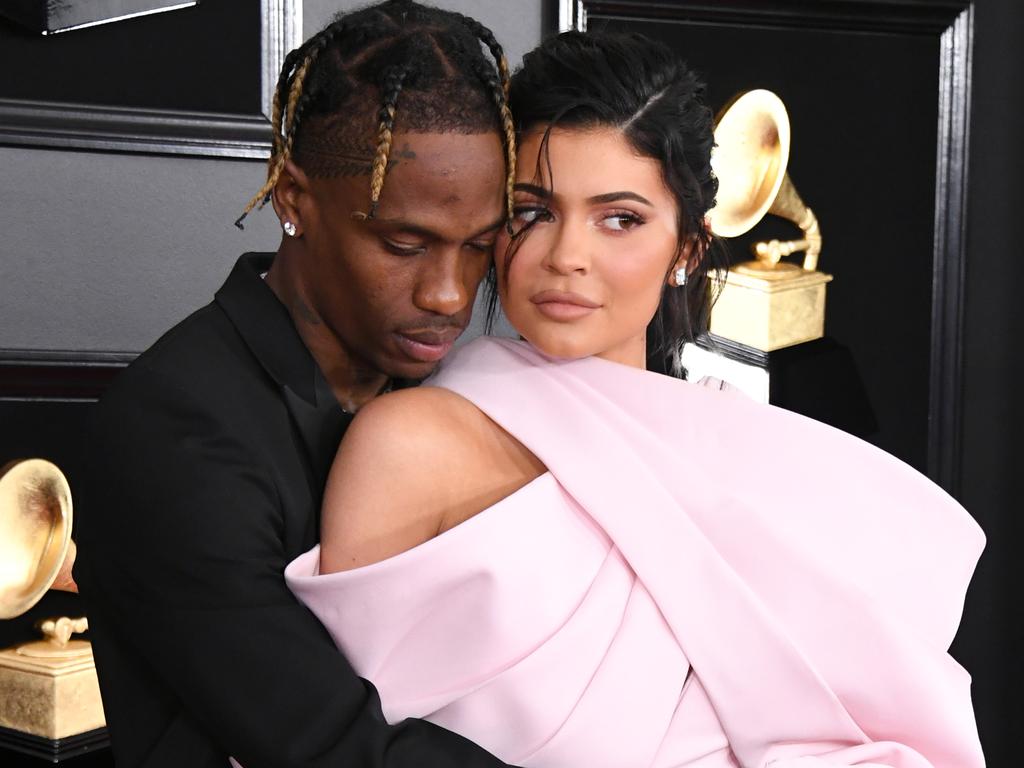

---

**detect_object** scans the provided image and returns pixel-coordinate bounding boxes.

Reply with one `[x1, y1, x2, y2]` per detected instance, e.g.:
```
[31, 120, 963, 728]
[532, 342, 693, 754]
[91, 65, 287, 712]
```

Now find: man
[75, 3, 518, 765]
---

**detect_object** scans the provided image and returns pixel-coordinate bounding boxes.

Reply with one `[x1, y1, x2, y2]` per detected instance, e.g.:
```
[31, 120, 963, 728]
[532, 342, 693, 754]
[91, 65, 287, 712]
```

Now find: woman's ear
[271, 159, 312, 237]
[667, 233, 700, 287]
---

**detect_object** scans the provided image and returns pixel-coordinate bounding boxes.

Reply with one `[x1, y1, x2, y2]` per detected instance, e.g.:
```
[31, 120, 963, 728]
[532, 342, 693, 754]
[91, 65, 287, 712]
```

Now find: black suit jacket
[75, 254, 512, 768]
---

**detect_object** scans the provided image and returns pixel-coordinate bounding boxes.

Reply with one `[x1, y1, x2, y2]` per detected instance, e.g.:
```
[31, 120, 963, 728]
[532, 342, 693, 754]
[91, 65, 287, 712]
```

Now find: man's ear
[271, 159, 312, 237]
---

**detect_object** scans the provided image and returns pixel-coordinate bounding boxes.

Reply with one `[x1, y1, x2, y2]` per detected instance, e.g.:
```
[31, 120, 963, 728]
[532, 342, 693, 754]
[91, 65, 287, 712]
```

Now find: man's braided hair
[236, 0, 515, 229]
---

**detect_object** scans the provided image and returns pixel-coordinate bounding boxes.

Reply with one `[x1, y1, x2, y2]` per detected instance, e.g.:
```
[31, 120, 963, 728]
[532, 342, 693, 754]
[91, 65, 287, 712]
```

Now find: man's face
[295, 130, 506, 380]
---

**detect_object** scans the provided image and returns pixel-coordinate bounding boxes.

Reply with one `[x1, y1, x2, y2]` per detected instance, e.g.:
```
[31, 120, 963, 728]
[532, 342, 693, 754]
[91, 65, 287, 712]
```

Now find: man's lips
[393, 328, 464, 363]
[530, 289, 601, 321]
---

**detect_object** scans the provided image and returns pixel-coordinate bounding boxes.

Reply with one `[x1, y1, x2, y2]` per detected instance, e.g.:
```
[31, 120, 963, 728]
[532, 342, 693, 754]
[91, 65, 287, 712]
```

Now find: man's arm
[77, 369, 514, 767]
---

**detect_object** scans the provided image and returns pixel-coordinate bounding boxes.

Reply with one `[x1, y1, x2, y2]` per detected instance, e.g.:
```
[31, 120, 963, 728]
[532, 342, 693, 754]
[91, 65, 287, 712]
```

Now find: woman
[286, 31, 985, 768]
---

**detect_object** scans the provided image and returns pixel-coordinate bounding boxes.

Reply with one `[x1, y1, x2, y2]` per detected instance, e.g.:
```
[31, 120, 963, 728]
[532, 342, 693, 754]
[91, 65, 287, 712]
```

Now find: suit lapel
[283, 374, 352, 508]
[216, 254, 350, 508]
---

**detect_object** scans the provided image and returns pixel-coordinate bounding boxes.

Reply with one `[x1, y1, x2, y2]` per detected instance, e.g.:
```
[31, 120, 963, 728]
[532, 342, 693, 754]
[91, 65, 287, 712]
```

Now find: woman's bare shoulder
[319, 386, 544, 572]
[336, 387, 505, 480]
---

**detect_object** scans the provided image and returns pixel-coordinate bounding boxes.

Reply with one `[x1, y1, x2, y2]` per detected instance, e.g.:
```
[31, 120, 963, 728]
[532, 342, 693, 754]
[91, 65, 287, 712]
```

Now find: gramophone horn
[708, 89, 822, 272]
[0, 459, 77, 620]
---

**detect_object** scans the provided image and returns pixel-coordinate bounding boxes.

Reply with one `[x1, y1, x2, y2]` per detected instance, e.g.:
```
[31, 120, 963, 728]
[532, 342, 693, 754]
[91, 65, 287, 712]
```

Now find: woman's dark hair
[235, 0, 515, 228]
[495, 30, 727, 374]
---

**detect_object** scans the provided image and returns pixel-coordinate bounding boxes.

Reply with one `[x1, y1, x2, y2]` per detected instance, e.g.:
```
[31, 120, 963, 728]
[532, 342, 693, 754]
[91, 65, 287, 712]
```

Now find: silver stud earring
[283, 221, 297, 237]
[674, 266, 688, 287]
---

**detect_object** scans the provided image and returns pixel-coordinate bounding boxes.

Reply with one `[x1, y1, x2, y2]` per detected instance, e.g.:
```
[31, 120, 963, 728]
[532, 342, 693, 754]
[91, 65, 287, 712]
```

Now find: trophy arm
[50, 539, 79, 594]
[759, 174, 823, 271]
[37, 616, 89, 649]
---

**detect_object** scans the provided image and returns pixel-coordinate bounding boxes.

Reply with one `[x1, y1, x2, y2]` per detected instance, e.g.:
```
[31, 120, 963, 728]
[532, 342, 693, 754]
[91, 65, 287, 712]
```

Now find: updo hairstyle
[498, 30, 727, 373]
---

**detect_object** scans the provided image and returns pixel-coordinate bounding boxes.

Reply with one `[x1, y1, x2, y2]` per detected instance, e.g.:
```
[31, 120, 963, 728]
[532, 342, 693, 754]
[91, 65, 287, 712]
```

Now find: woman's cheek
[609, 243, 673, 318]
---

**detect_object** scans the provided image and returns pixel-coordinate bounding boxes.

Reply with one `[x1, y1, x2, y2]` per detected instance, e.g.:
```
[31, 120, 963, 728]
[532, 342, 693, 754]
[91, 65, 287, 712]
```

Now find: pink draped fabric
[286, 337, 985, 768]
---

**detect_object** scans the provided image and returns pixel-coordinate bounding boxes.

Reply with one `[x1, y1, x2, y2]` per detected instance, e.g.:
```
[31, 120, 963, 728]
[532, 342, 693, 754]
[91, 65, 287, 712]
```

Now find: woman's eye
[602, 212, 644, 232]
[512, 206, 552, 226]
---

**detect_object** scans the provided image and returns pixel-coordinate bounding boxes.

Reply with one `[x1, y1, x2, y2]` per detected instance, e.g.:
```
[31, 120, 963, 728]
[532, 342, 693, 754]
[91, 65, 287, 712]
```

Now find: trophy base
[710, 263, 833, 352]
[0, 723, 109, 763]
[682, 334, 878, 437]
[0, 640, 106, 741]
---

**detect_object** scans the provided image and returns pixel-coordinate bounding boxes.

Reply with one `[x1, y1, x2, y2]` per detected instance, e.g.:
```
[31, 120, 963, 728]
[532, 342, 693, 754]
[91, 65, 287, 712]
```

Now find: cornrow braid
[451, 13, 515, 227]
[465, 55, 516, 230]
[235, 23, 349, 228]
[454, 13, 511, 99]
[272, 46, 307, 155]
[235, 0, 512, 230]
[368, 65, 409, 218]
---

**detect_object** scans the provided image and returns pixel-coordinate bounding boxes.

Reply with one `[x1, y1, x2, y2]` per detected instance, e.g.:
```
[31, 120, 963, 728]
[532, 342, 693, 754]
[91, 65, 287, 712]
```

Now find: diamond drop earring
[283, 221, 297, 237]
[674, 266, 688, 287]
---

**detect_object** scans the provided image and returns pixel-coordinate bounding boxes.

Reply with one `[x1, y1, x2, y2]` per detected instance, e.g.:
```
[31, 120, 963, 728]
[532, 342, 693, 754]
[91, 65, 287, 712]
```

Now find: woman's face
[496, 126, 683, 368]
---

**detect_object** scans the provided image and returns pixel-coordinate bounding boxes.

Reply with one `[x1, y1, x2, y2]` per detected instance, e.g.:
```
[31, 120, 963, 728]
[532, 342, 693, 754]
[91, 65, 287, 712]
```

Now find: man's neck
[265, 254, 389, 412]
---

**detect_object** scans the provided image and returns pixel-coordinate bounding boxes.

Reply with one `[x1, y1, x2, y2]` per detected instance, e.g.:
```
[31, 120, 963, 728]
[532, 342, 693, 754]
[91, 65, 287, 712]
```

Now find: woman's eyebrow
[513, 182, 551, 198]
[513, 184, 653, 208]
[586, 191, 653, 206]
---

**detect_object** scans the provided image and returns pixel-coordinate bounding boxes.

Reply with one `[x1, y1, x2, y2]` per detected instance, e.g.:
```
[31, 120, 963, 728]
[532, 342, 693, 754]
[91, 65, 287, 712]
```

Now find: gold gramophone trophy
[684, 91, 876, 432]
[707, 89, 832, 352]
[0, 459, 107, 759]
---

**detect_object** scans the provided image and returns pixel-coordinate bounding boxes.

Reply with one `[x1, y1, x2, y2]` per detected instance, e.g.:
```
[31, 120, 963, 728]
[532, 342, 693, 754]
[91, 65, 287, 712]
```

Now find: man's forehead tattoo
[234, 0, 516, 229]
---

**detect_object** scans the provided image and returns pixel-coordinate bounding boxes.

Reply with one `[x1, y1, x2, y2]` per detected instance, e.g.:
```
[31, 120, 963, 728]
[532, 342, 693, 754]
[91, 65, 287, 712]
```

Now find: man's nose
[413, 249, 480, 317]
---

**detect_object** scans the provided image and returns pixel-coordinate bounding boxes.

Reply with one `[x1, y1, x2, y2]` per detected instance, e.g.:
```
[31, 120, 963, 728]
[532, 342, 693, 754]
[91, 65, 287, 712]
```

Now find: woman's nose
[542, 218, 590, 275]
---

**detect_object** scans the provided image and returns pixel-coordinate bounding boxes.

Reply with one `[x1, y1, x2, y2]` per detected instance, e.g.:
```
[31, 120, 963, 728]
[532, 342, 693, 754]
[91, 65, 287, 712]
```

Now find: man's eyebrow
[368, 216, 506, 240]
[468, 217, 507, 239]
[370, 220, 439, 238]
[586, 191, 653, 206]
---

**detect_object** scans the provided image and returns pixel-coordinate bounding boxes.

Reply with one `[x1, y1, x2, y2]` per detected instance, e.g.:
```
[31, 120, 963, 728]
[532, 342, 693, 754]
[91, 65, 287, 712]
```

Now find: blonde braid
[495, 55, 516, 227]
[367, 66, 409, 217]
[456, 13, 517, 227]
[369, 106, 395, 213]
[500, 99, 517, 227]
[235, 50, 320, 228]
[497, 54, 511, 100]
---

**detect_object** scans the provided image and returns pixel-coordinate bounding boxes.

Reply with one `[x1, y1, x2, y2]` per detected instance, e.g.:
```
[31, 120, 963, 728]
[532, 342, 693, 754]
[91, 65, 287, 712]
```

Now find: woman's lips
[530, 290, 601, 321]
[393, 330, 460, 363]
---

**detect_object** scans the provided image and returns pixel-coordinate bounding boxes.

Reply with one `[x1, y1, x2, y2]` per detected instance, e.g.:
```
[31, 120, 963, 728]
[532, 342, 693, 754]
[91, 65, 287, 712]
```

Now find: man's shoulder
[101, 300, 268, 419]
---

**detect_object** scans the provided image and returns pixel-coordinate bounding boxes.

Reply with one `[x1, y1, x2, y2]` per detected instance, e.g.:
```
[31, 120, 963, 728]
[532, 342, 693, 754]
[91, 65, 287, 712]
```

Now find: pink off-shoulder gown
[286, 337, 985, 768]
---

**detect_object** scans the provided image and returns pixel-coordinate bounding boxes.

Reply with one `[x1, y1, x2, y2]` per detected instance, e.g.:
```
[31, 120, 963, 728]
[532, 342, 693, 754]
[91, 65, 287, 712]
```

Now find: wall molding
[0, 350, 134, 402]
[562, 0, 969, 34]
[0, 0, 302, 159]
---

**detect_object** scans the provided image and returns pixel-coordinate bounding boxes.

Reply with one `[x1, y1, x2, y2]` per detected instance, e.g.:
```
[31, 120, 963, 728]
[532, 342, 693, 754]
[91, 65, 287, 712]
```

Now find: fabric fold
[288, 337, 984, 768]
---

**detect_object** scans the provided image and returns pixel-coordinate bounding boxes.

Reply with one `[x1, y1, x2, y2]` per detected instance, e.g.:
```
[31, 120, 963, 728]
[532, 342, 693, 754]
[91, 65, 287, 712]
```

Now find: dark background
[953, 0, 1024, 763]
[0, 2, 260, 113]
[1, 0, 1021, 765]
